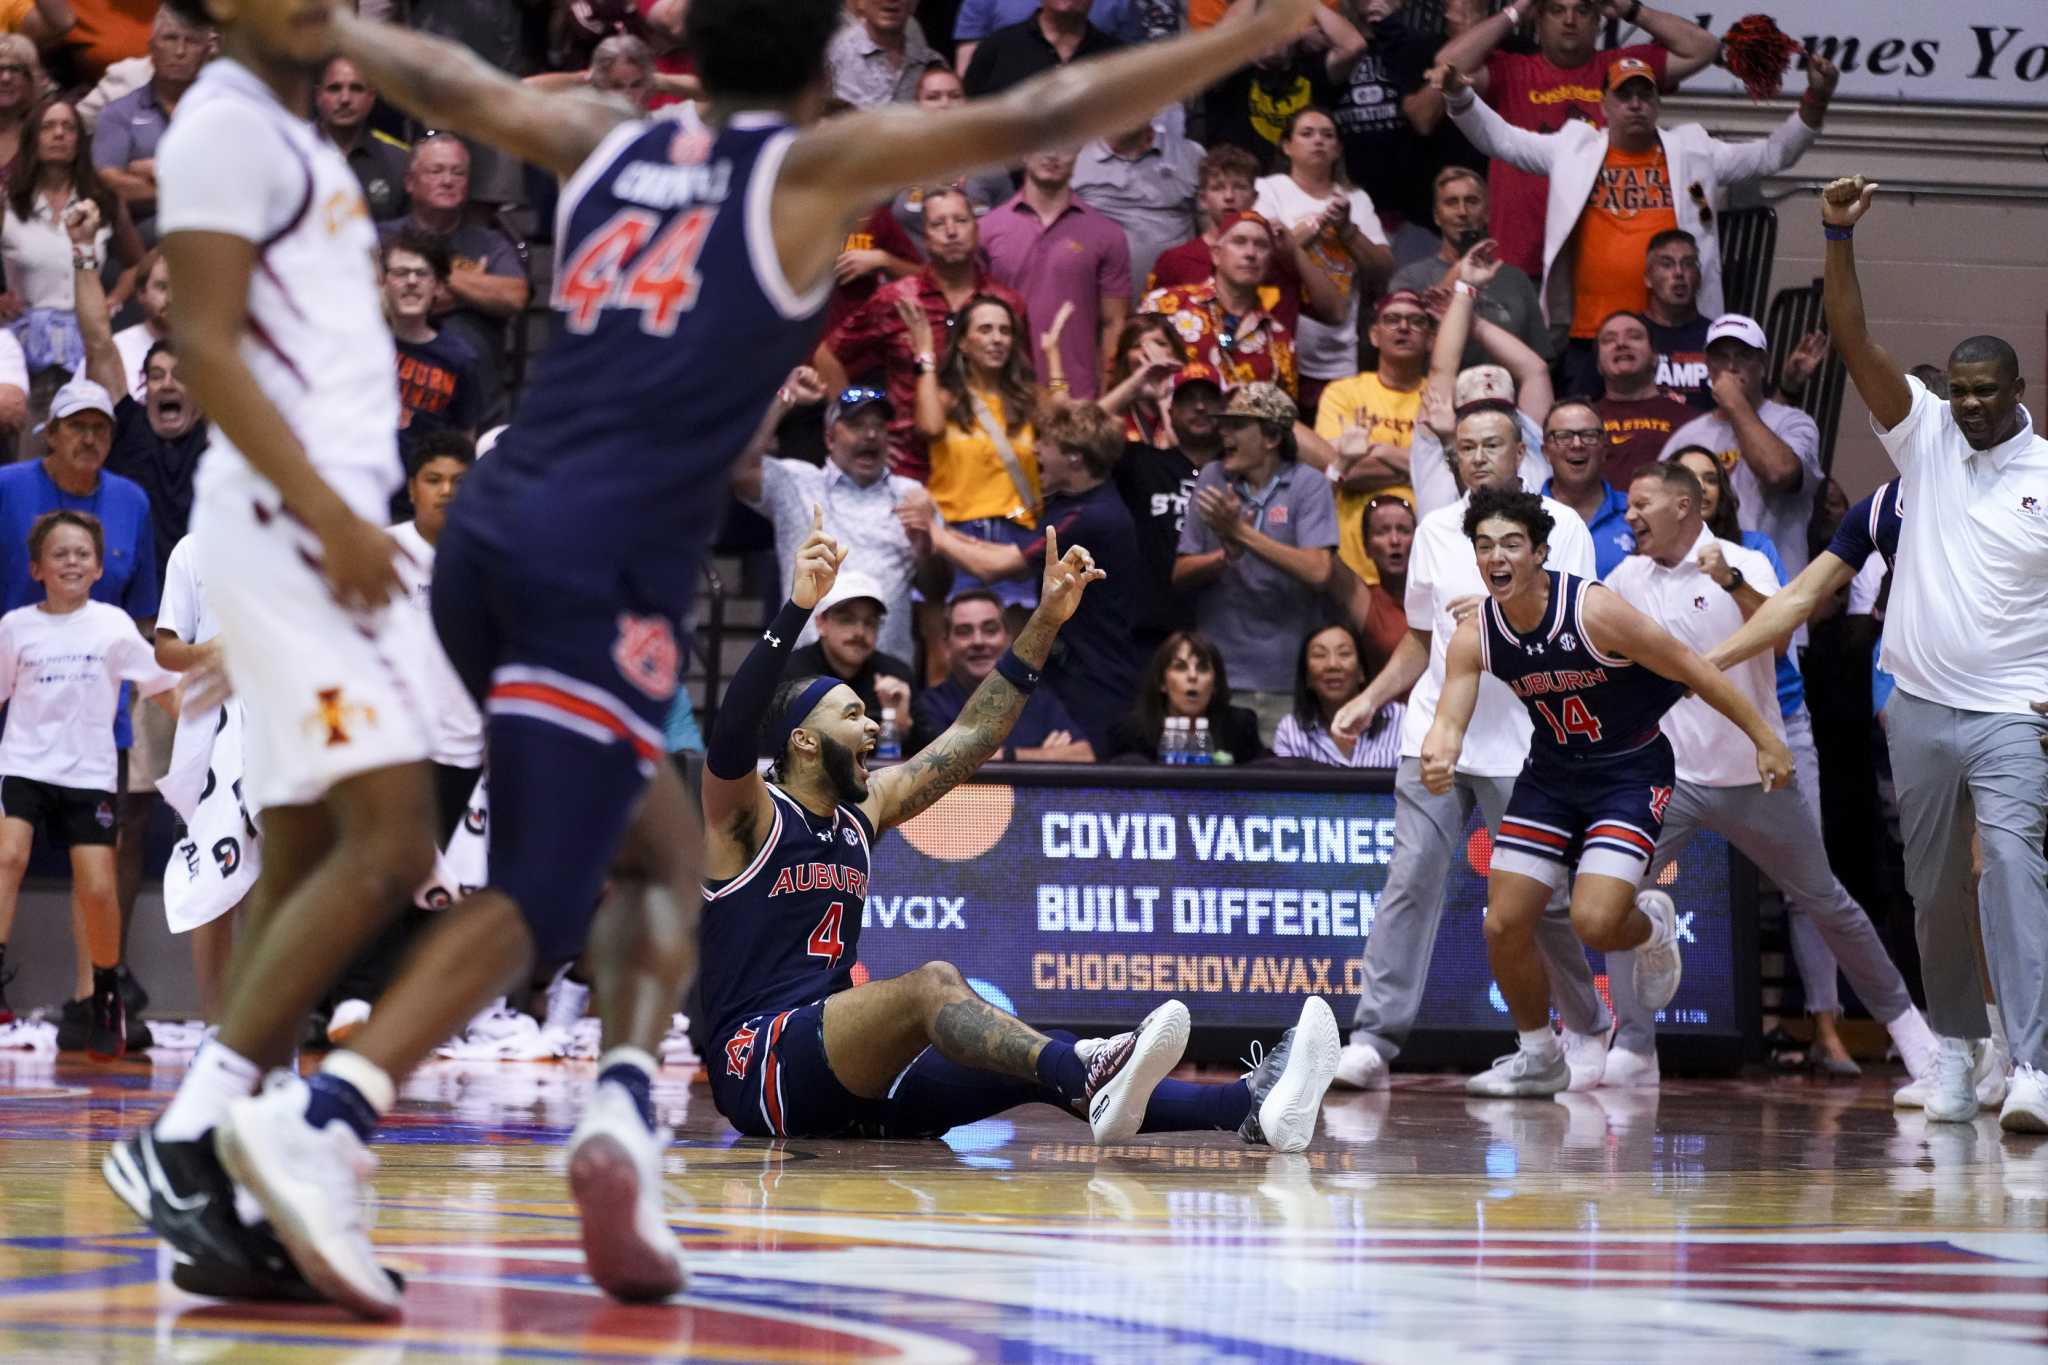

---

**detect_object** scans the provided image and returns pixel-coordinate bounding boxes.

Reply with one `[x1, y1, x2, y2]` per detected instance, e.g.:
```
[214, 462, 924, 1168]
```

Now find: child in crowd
[0, 511, 177, 1057]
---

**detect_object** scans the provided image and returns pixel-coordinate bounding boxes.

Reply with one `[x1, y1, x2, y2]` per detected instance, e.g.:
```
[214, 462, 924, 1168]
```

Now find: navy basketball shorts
[710, 1002, 865, 1139]
[710, 998, 1078, 1140]
[430, 518, 687, 961]
[1491, 733, 1677, 893]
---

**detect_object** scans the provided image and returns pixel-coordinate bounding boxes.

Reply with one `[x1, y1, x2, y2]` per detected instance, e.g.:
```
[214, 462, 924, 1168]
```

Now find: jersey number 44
[556, 207, 717, 336]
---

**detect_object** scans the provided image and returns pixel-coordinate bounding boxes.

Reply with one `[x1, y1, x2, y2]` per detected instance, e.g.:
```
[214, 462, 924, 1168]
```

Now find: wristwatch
[914, 352, 937, 374]
[1720, 566, 1746, 594]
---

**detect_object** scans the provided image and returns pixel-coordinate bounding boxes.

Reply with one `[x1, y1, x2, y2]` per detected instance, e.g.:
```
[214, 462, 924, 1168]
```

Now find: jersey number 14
[1533, 695, 1603, 745]
[557, 206, 716, 336]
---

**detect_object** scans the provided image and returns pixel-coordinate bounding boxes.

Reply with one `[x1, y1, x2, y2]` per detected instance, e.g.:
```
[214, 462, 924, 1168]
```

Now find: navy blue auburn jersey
[452, 112, 830, 616]
[700, 784, 872, 1041]
[1824, 477, 1902, 572]
[1480, 570, 1685, 760]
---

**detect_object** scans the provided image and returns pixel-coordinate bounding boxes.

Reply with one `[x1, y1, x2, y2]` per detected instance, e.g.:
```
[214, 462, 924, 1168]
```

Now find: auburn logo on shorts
[613, 613, 681, 701]
[307, 688, 377, 746]
[724, 1020, 759, 1078]
[95, 800, 114, 829]
[1648, 785, 1674, 821]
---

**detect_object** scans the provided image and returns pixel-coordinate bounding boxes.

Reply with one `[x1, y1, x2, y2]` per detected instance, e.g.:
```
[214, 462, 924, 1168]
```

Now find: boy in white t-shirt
[0, 511, 177, 1059]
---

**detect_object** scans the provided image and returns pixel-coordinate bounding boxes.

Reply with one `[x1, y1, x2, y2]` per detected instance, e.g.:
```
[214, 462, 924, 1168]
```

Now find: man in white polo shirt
[1821, 175, 2048, 1133]
[1600, 461, 1937, 1089]
[1327, 406, 1612, 1093]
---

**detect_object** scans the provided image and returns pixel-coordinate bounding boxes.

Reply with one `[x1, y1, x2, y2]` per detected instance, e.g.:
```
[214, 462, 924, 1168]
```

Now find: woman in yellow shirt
[902, 292, 1076, 533]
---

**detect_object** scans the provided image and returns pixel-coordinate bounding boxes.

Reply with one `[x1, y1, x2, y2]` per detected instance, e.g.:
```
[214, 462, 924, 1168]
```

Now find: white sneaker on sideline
[1561, 1026, 1610, 1092]
[2000, 1064, 2048, 1135]
[568, 1080, 688, 1301]
[1465, 1045, 1568, 1098]
[1631, 891, 1683, 1011]
[1600, 1047, 1660, 1090]
[1924, 1036, 1978, 1123]
[215, 1073, 400, 1322]
[1332, 1040, 1389, 1091]
[1240, 996, 1341, 1153]
[1978, 1033, 2013, 1108]
[326, 1000, 372, 1047]
[540, 968, 592, 1057]
[1085, 1000, 1189, 1144]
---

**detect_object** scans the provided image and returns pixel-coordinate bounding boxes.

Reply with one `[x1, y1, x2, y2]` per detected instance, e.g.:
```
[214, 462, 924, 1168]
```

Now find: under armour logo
[764, 630, 781, 647]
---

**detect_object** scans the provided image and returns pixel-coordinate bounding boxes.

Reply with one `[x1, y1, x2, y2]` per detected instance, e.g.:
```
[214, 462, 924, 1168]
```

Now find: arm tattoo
[870, 673, 1027, 829]
[932, 997, 1047, 1082]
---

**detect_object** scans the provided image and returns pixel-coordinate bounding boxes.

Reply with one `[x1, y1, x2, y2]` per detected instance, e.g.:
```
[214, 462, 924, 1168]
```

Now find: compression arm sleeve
[704, 598, 814, 781]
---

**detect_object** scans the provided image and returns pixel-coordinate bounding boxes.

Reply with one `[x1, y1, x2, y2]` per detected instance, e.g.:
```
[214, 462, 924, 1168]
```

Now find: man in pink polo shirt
[981, 147, 1133, 399]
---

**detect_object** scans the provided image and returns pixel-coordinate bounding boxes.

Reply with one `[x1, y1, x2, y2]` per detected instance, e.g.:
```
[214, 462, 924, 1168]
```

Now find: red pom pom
[1721, 14, 1803, 101]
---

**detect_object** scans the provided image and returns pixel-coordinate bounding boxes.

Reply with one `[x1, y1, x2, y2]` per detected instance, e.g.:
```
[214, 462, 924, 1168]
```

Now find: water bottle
[1190, 717, 1215, 765]
[877, 709, 903, 763]
[1158, 716, 1186, 765]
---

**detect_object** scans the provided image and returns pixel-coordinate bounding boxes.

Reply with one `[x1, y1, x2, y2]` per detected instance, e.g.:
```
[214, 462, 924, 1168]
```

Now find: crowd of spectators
[0, 0, 1952, 1064]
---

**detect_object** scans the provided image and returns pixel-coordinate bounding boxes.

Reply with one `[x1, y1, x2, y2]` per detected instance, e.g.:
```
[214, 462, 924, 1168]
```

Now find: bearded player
[701, 517, 1340, 1151]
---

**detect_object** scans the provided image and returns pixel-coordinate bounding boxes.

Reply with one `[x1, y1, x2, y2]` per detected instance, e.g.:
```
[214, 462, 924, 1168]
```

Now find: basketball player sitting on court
[0, 512, 179, 1061]
[1425, 488, 1792, 1097]
[701, 516, 1341, 1149]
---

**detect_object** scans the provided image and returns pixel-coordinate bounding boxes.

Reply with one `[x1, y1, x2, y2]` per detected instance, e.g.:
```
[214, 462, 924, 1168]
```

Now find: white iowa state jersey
[157, 59, 401, 521]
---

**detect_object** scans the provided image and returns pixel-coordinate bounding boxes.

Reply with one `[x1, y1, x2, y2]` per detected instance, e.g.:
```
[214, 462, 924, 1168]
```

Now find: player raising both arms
[1427, 488, 1792, 1097]
[700, 515, 1340, 1149]
[150, 0, 1329, 1322]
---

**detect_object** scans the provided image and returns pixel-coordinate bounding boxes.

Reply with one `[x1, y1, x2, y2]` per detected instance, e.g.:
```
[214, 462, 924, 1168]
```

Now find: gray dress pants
[1884, 691, 2048, 1071]
[1607, 776, 1918, 1054]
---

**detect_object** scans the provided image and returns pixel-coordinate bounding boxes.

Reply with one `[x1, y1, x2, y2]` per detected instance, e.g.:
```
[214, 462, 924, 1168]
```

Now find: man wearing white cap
[1658, 313, 1823, 580]
[787, 571, 916, 752]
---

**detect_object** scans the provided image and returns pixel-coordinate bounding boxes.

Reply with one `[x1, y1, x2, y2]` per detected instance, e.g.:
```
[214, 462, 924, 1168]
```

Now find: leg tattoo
[931, 998, 1047, 1082]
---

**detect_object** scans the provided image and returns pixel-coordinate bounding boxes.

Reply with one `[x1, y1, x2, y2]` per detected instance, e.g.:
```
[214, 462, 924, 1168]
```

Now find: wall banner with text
[857, 776, 1740, 1044]
[1650, 5, 2048, 107]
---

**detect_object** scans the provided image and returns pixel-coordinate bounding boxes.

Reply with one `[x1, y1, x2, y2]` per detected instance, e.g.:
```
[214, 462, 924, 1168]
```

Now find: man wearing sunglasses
[736, 380, 934, 667]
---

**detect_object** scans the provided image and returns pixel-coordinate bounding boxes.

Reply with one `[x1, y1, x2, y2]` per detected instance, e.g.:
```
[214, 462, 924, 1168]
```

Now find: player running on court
[129, 0, 1331, 1322]
[104, 0, 447, 1308]
[1425, 487, 1792, 1097]
[701, 516, 1340, 1149]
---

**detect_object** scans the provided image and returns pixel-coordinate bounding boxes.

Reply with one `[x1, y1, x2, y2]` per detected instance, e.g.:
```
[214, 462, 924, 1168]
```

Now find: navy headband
[771, 676, 843, 765]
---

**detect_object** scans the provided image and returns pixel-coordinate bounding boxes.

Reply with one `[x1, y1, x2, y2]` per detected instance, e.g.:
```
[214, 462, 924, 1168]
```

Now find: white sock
[1986, 1003, 2007, 1047]
[1519, 1027, 1561, 1060]
[320, 1048, 397, 1116]
[155, 1039, 262, 1142]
